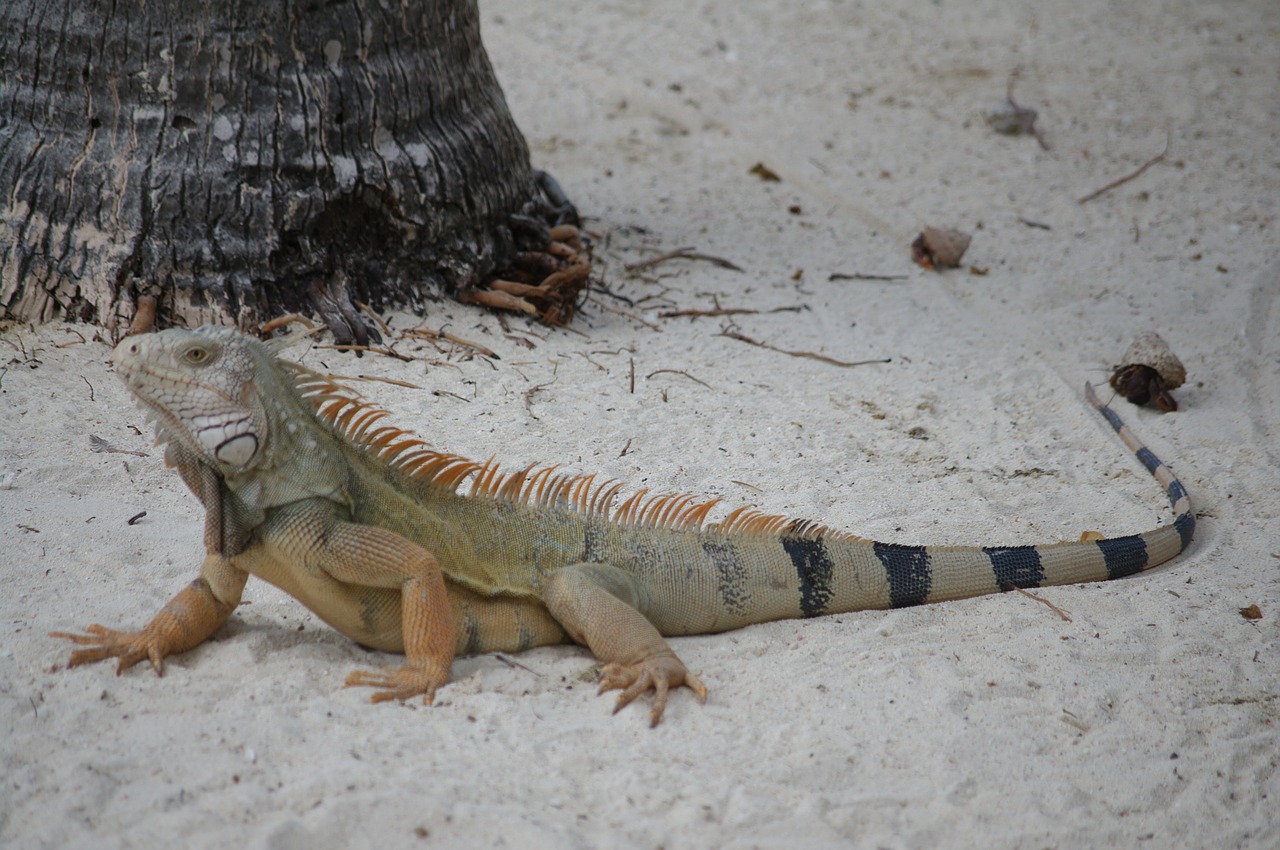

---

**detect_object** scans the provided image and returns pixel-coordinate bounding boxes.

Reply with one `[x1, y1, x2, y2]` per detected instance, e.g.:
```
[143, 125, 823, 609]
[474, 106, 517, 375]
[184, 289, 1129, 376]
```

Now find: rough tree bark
[0, 0, 582, 337]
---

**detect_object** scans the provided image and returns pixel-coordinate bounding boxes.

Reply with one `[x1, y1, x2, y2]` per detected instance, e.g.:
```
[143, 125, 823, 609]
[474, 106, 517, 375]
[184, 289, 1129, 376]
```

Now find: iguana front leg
[543, 563, 707, 726]
[257, 504, 456, 704]
[51, 553, 247, 674]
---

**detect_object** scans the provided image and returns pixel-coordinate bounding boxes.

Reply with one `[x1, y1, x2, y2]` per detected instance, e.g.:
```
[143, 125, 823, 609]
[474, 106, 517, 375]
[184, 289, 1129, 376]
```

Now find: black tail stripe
[1135, 447, 1162, 475]
[1174, 512, 1196, 551]
[1096, 535, 1148, 578]
[782, 537, 834, 618]
[984, 545, 1045, 589]
[1097, 402, 1125, 432]
[1166, 479, 1187, 506]
[874, 542, 932, 607]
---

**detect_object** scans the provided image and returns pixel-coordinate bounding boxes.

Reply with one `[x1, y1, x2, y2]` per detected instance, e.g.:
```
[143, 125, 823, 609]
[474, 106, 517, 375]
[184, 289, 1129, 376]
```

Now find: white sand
[3, 1, 1277, 847]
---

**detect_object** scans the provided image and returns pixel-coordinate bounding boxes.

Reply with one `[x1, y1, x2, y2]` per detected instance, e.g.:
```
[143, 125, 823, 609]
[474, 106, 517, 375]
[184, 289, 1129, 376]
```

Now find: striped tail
[1080, 380, 1196, 572]
[845, 382, 1196, 610]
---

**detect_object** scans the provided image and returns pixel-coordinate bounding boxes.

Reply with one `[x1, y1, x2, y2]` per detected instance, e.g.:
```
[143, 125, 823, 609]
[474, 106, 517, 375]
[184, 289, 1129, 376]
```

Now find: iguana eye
[185, 347, 211, 364]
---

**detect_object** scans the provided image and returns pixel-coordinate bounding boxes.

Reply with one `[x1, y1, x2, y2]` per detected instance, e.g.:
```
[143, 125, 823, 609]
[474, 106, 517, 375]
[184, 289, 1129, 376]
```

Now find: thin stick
[1006, 585, 1073, 622]
[718, 331, 891, 369]
[55, 328, 88, 347]
[625, 247, 743, 273]
[827, 272, 908, 282]
[523, 382, 551, 419]
[399, 327, 497, 359]
[493, 654, 540, 675]
[659, 308, 759, 319]
[1077, 134, 1170, 204]
[590, 299, 662, 331]
[314, 344, 415, 362]
[330, 374, 423, 389]
[646, 368, 712, 389]
[658, 305, 805, 319]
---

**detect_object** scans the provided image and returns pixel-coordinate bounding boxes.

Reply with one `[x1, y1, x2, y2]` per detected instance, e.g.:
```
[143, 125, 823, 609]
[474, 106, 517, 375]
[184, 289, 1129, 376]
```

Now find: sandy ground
[3, 1, 1278, 847]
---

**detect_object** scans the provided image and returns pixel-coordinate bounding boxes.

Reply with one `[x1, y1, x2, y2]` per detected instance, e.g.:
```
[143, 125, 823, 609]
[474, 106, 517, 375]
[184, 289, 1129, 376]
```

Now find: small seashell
[1121, 332, 1186, 389]
[1109, 331, 1186, 412]
[911, 227, 971, 269]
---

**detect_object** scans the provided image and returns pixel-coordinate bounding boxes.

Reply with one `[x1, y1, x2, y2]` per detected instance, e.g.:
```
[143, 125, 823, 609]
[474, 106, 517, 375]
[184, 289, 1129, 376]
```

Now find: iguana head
[113, 326, 286, 473]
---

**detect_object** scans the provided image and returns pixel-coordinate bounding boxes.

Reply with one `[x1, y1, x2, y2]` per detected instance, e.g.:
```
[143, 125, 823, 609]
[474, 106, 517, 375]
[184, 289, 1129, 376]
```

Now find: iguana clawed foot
[49, 624, 170, 675]
[598, 655, 708, 727]
[344, 662, 450, 705]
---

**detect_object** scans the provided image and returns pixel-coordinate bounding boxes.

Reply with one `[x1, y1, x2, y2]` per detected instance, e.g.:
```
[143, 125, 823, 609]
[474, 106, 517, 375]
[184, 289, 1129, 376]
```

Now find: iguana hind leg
[543, 562, 707, 727]
[51, 554, 246, 675]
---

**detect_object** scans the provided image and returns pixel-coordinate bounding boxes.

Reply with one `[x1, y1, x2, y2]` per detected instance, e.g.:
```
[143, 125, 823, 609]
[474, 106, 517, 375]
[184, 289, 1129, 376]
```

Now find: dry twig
[659, 307, 758, 319]
[314, 344, 414, 362]
[718, 331, 890, 369]
[590, 298, 662, 331]
[1005, 584, 1073, 622]
[399, 327, 498, 359]
[1078, 134, 1170, 204]
[827, 272, 908, 282]
[330, 374, 423, 390]
[646, 369, 712, 389]
[625, 247, 743, 273]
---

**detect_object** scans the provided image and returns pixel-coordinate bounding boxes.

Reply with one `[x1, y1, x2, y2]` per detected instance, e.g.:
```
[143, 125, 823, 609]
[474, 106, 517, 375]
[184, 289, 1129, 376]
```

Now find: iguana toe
[345, 663, 448, 705]
[50, 624, 167, 675]
[599, 656, 708, 727]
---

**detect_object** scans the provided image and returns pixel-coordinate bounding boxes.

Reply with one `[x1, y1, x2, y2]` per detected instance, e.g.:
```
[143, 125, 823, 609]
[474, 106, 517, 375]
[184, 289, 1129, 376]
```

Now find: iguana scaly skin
[53, 326, 1196, 725]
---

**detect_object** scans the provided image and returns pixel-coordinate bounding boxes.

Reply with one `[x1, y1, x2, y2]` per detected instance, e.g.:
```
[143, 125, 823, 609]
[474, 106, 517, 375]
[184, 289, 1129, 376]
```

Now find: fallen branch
[718, 331, 891, 369]
[1077, 134, 1170, 204]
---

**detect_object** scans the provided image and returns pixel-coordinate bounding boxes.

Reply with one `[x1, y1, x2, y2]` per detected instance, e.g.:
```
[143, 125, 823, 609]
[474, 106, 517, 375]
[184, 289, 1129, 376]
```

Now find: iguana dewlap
[52, 326, 1195, 725]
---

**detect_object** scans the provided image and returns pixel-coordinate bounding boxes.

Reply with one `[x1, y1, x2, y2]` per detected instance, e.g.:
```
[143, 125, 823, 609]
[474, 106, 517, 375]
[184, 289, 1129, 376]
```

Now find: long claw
[50, 625, 166, 676]
[597, 655, 707, 726]
[344, 663, 446, 705]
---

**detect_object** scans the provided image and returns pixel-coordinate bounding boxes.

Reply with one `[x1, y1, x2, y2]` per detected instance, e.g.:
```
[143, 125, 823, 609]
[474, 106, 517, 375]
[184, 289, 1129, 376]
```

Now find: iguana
[52, 326, 1196, 725]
